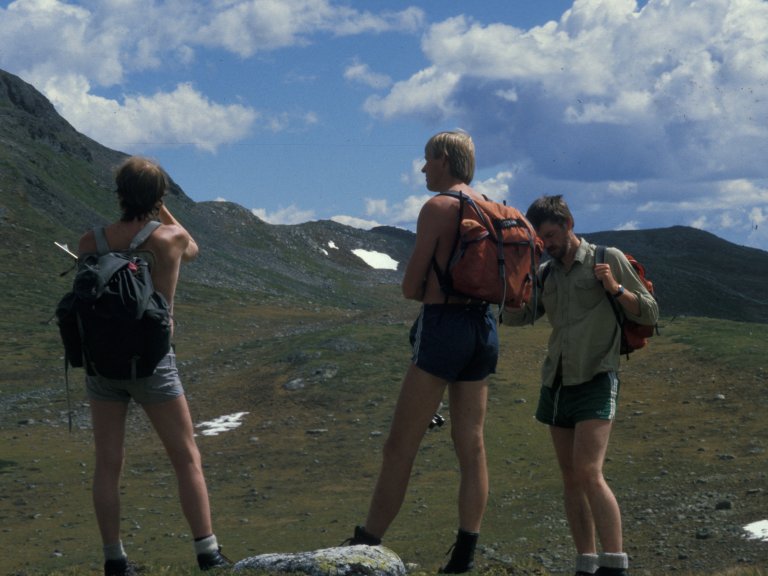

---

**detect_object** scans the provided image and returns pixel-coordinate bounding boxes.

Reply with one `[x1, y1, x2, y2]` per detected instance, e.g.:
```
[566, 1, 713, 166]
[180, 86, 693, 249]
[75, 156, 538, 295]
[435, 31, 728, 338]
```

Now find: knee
[452, 431, 486, 465]
[569, 465, 604, 491]
[381, 433, 418, 467]
[95, 449, 125, 474]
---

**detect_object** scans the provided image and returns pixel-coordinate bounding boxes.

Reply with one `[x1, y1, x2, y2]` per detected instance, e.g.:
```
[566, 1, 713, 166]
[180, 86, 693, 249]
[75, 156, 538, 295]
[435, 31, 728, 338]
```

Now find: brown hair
[525, 195, 574, 230]
[115, 156, 168, 222]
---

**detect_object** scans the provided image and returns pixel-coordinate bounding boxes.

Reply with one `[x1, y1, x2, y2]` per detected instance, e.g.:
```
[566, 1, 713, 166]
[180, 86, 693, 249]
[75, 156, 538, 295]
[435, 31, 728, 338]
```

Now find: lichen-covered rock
[233, 545, 406, 576]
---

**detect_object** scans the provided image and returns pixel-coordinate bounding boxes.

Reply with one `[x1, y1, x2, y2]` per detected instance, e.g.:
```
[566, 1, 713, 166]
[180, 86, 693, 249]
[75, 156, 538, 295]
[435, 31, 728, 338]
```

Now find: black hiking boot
[197, 547, 231, 570]
[575, 572, 596, 576]
[104, 557, 139, 576]
[438, 529, 478, 574]
[341, 525, 382, 546]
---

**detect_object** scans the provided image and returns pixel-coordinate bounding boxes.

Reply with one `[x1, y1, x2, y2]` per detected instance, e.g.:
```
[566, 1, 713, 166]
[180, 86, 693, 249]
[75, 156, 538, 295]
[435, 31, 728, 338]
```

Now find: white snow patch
[196, 412, 249, 437]
[351, 249, 398, 270]
[328, 241, 339, 249]
[744, 519, 768, 542]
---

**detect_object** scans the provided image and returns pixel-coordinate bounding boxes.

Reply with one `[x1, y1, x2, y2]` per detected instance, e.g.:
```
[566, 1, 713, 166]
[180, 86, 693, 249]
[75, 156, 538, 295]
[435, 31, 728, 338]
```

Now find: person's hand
[594, 263, 619, 293]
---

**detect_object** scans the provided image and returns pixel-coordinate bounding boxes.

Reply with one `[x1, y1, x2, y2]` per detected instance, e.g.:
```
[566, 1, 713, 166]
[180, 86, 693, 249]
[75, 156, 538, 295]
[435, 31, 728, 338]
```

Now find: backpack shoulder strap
[595, 244, 622, 326]
[431, 192, 466, 300]
[596, 244, 606, 265]
[539, 260, 552, 287]
[94, 226, 110, 255]
[92, 221, 160, 255]
[130, 220, 161, 251]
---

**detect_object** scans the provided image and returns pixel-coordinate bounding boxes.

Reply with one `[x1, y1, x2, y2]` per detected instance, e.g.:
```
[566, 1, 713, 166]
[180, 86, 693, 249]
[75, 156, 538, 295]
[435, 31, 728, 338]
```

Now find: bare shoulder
[152, 222, 188, 242]
[77, 229, 97, 254]
[420, 193, 461, 222]
[424, 192, 460, 210]
[151, 222, 198, 262]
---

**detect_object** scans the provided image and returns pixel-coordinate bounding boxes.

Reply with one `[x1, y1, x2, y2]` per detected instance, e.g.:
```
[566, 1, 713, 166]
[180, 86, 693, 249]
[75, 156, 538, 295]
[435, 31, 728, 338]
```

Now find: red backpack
[432, 191, 542, 313]
[596, 245, 658, 356]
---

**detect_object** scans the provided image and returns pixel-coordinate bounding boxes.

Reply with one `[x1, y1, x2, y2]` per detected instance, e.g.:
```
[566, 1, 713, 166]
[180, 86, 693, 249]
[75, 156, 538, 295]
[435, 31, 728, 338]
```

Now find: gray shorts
[86, 349, 184, 404]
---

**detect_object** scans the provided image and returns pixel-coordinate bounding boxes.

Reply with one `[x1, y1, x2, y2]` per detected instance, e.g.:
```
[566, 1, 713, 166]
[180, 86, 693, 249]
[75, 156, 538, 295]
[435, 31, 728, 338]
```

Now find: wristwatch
[613, 285, 625, 298]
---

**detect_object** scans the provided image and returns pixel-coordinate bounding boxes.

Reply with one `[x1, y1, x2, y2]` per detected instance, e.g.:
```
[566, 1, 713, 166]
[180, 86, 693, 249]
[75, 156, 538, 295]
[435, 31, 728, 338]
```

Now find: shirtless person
[77, 156, 229, 576]
[345, 131, 498, 573]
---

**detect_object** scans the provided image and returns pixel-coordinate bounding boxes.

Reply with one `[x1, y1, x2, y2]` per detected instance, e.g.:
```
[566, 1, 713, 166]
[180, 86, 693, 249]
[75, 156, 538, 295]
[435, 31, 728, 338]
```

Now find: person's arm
[158, 204, 199, 262]
[401, 201, 442, 301]
[503, 263, 547, 325]
[594, 251, 658, 324]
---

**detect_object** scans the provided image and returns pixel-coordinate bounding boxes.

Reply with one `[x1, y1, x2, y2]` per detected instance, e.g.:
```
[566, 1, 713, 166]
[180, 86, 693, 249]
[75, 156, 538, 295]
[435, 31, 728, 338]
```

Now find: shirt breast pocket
[541, 275, 558, 312]
[575, 276, 604, 310]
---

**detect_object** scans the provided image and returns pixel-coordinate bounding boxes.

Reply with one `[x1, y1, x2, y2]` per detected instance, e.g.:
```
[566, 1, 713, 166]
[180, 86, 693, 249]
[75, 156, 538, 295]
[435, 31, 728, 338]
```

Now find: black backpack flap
[74, 252, 134, 302]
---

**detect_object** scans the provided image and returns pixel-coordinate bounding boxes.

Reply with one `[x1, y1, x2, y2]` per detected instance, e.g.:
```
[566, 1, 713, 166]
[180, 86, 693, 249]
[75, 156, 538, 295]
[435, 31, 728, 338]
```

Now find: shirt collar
[573, 237, 590, 264]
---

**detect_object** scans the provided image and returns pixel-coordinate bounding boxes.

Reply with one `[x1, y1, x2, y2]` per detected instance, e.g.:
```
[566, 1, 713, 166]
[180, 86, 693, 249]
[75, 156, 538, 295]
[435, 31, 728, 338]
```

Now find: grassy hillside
[584, 227, 768, 324]
[1, 280, 766, 575]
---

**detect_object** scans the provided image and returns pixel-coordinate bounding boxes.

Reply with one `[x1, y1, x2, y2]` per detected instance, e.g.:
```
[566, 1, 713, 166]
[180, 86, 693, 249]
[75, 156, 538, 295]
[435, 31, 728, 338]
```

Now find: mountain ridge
[2, 67, 767, 322]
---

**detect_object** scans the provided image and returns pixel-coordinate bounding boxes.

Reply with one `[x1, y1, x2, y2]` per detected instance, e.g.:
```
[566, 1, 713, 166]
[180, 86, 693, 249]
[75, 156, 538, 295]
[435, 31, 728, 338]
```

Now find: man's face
[536, 221, 571, 261]
[421, 152, 448, 191]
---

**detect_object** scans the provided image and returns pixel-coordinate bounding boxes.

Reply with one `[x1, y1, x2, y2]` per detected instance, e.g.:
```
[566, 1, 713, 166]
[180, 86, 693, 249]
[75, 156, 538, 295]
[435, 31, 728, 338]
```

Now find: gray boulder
[233, 545, 406, 576]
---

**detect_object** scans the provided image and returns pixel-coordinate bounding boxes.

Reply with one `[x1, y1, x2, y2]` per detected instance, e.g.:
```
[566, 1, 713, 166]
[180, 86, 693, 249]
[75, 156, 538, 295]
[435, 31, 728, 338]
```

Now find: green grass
[1, 290, 766, 575]
[664, 316, 768, 370]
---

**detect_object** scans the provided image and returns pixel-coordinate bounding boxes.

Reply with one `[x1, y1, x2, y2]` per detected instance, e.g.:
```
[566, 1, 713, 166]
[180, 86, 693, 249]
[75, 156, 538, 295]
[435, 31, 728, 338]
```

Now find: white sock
[194, 534, 219, 556]
[599, 552, 629, 569]
[103, 541, 126, 561]
[576, 553, 598, 573]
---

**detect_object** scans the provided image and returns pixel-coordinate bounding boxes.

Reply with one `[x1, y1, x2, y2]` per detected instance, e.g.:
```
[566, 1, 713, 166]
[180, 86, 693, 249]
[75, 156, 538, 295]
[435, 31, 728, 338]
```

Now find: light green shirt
[506, 239, 659, 387]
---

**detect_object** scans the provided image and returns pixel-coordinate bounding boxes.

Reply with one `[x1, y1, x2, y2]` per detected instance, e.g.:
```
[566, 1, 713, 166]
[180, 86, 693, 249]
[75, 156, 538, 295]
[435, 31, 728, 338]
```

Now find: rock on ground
[233, 545, 406, 576]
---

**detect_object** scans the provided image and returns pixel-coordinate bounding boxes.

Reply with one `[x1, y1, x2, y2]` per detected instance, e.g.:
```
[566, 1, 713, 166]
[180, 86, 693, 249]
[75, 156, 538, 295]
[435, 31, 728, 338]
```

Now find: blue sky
[2, 0, 768, 251]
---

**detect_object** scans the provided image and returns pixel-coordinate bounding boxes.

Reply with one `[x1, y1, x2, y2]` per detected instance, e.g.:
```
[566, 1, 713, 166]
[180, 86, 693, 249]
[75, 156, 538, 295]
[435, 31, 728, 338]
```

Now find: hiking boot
[438, 529, 478, 574]
[340, 525, 382, 546]
[438, 545, 474, 574]
[595, 568, 628, 576]
[575, 572, 596, 576]
[197, 547, 231, 570]
[104, 558, 138, 576]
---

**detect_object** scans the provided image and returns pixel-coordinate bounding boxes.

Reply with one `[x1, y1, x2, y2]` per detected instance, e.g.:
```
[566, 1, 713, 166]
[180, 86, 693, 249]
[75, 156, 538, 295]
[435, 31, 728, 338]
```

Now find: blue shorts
[536, 371, 620, 428]
[410, 304, 498, 382]
[86, 349, 185, 404]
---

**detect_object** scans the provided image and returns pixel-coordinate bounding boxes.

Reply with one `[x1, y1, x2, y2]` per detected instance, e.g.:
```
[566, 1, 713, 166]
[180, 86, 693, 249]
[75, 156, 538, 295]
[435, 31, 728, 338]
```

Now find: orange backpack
[432, 191, 542, 313]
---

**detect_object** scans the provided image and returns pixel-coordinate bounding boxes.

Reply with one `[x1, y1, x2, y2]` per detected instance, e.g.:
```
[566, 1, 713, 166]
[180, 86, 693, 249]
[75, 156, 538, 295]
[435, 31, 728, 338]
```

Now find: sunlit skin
[363, 142, 490, 544]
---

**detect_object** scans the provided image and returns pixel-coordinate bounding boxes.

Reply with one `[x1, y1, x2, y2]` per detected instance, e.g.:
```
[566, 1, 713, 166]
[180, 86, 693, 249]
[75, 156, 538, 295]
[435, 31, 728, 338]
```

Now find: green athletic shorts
[535, 371, 620, 428]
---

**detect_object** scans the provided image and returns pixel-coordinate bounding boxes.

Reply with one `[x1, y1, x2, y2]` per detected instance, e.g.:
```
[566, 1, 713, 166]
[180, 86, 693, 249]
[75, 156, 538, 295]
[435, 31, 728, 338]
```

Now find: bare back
[402, 188, 486, 304]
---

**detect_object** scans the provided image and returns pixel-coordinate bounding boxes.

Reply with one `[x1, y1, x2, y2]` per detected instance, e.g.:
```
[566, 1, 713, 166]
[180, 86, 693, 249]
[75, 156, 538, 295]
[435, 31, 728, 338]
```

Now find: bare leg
[550, 420, 623, 554]
[142, 395, 213, 539]
[448, 380, 489, 532]
[364, 364, 447, 538]
[90, 399, 130, 546]
[573, 420, 623, 552]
